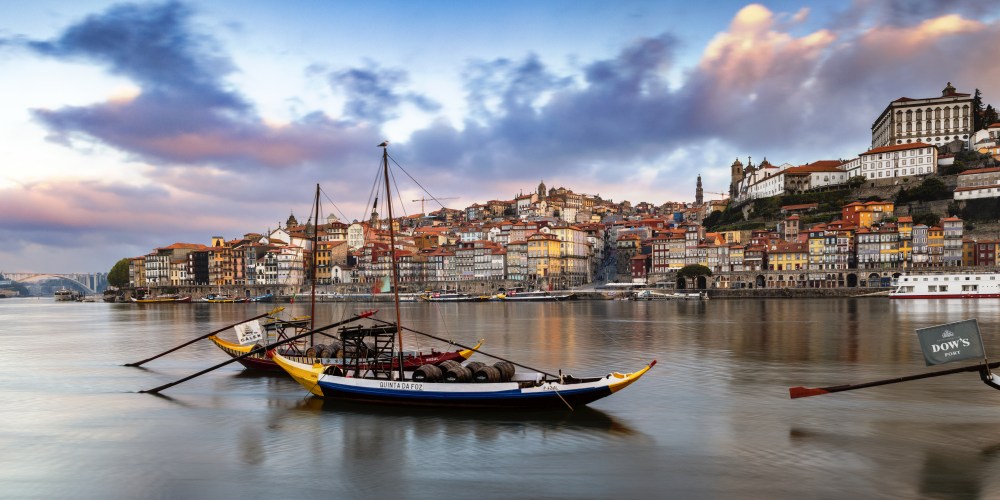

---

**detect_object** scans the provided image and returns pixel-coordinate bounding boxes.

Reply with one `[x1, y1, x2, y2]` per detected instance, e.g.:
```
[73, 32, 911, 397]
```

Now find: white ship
[890, 272, 1000, 299]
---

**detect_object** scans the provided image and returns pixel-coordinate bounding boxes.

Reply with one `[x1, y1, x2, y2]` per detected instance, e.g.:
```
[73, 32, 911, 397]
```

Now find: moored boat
[889, 272, 1000, 299]
[54, 289, 80, 301]
[272, 142, 654, 410]
[500, 290, 574, 301]
[419, 291, 487, 302]
[130, 294, 192, 303]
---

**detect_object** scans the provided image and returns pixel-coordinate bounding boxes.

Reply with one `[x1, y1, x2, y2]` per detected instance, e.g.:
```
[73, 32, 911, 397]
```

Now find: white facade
[871, 82, 974, 149]
[858, 143, 937, 181]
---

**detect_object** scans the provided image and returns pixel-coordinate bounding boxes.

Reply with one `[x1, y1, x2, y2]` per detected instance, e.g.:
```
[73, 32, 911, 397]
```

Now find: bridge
[4, 272, 107, 294]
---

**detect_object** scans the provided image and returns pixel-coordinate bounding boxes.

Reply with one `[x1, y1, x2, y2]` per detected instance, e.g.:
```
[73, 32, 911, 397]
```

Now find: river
[2, 297, 1000, 499]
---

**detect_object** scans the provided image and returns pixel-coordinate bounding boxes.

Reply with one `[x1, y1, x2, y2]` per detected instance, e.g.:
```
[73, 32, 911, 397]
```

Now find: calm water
[3, 297, 1000, 499]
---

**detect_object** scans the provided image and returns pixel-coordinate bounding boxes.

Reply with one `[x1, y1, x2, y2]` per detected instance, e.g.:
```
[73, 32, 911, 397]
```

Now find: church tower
[729, 158, 744, 198]
[286, 211, 298, 228]
[537, 180, 546, 199]
[695, 175, 704, 205]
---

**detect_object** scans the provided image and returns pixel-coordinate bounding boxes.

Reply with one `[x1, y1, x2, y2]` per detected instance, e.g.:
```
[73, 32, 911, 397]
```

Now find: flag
[915, 319, 986, 366]
[234, 320, 264, 345]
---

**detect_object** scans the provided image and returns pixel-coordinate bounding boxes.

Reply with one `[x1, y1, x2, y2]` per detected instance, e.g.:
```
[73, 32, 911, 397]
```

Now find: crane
[412, 196, 457, 214]
[704, 191, 730, 201]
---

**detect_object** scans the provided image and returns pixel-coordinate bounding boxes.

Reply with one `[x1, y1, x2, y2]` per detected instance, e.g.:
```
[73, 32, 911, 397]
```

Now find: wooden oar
[368, 317, 560, 379]
[125, 307, 285, 367]
[140, 310, 376, 394]
[789, 360, 1000, 399]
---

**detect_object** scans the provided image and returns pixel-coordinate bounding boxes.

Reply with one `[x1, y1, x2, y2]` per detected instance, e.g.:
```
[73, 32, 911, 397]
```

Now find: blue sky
[2, 0, 999, 273]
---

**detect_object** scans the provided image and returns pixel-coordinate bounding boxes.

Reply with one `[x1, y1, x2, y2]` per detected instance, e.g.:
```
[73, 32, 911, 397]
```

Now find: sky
[2, 0, 999, 273]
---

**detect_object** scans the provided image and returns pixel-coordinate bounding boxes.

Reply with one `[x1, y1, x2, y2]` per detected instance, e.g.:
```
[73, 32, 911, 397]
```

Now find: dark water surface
[3, 297, 1000, 499]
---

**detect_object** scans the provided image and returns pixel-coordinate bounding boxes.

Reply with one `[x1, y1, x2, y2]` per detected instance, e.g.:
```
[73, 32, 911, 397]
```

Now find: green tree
[973, 88, 984, 132]
[846, 176, 866, 189]
[108, 258, 130, 288]
[984, 104, 999, 128]
[911, 212, 940, 227]
[702, 210, 723, 230]
[678, 264, 712, 279]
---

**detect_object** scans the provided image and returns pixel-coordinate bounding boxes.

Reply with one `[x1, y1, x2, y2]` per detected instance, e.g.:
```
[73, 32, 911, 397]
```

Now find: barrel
[317, 346, 334, 359]
[465, 361, 486, 373]
[473, 365, 501, 383]
[437, 360, 461, 371]
[311, 344, 329, 359]
[493, 361, 515, 382]
[443, 365, 472, 383]
[412, 364, 443, 382]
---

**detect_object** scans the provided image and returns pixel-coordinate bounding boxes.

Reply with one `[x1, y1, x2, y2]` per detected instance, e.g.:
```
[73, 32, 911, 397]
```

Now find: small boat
[890, 272, 1000, 299]
[54, 289, 80, 301]
[500, 290, 574, 301]
[250, 293, 274, 302]
[633, 290, 708, 300]
[419, 291, 487, 302]
[201, 294, 250, 303]
[130, 294, 192, 303]
[273, 143, 654, 409]
[208, 321, 482, 373]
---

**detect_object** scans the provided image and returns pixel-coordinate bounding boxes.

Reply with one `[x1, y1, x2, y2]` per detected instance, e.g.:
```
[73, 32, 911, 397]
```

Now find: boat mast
[310, 183, 320, 338]
[379, 142, 405, 380]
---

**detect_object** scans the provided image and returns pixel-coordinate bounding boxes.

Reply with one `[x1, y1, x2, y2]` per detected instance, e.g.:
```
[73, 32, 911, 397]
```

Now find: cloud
[328, 62, 441, 123]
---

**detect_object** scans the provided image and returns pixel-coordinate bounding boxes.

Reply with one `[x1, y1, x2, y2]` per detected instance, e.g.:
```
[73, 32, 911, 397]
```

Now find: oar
[368, 317, 560, 379]
[789, 360, 1000, 399]
[140, 310, 376, 394]
[125, 307, 285, 367]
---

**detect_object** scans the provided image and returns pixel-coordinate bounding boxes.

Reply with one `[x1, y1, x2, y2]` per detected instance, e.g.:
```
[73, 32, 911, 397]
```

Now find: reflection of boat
[54, 289, 80, 301]
[130, 294, 192, 303]
[890, 272, 1000, 299]
[273, 143, 654, 409]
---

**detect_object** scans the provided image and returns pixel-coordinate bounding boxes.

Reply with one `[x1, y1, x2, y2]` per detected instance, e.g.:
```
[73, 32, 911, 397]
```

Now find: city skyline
[2, 1, 1000, 273]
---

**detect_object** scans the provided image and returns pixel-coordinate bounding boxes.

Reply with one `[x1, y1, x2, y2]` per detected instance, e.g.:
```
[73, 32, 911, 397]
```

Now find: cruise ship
[890, 272, 1000, 299]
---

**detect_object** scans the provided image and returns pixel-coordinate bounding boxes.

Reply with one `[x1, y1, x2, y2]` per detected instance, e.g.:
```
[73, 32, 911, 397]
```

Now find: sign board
[234, 320, 263, 345]
[915, 319, 985, 366]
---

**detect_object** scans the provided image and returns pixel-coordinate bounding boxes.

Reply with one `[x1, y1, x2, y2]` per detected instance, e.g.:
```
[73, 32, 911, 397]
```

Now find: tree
[847, 176, 866, 189]
[911, 212, 940, 228]
[677, 264, 712, 279]
[974, 88, 984, 132]
[985, 104, 999, 129]
[702, 210, 722, 230]
[108, 258, 131, 288]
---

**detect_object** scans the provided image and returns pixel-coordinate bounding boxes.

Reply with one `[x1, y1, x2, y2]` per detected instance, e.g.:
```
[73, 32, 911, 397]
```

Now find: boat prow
[271, 351, 326, 396]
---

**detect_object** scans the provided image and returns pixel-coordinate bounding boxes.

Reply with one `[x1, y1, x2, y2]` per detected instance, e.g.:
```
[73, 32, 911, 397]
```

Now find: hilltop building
[871, 82, 974, 149]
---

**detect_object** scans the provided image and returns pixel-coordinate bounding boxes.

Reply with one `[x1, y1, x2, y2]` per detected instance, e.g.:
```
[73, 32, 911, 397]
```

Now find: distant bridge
[5, 272, 106, 294]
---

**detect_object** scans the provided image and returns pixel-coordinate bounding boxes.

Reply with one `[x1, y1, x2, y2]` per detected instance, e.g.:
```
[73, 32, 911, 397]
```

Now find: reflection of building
[871, 82, 973, 149]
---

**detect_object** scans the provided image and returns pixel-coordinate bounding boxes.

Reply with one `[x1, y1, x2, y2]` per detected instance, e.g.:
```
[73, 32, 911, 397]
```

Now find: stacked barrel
[412, 360, 516, 383]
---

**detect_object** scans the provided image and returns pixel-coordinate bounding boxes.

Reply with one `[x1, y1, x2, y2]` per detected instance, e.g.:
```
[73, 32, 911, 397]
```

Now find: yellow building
[527, 232, 563, 280]
[768, 242, 808, 271]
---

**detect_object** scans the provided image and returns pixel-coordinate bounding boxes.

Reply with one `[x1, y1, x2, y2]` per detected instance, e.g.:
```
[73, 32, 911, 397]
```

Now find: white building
[871, 82, 974, 149]
[857, 142, 937, 181]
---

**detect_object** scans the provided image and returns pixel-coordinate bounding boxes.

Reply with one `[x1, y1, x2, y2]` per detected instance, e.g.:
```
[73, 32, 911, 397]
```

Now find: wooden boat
[208, 335, 482, 372]
[130, 294, 192, 303]
[272, 143, 654, 409]
[201, 294, 250, 303]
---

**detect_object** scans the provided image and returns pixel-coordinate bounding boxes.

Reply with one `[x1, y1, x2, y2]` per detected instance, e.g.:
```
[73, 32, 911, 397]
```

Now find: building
[857, 143, 937, 181]
[871, 82, 974, 149]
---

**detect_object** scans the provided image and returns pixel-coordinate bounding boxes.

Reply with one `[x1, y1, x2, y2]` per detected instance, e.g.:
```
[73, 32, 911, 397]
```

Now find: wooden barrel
[317, 347, 334, 359]
[443, 365, 472, 383]
[437, 360, 461, 371]
[473, 365, 501, 383]
[412, 364, 443, 382]
[311, 344, 328, 359]
[465, 361, 486, 373]
[493, 361, 515, 382]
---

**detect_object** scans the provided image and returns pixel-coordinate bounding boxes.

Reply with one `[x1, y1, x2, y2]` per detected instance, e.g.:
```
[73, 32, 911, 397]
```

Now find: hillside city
[7, 83, 1000, 298]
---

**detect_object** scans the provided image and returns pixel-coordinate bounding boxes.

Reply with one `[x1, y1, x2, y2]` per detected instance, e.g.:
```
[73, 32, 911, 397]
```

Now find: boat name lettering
[378, 381, 423, 391]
